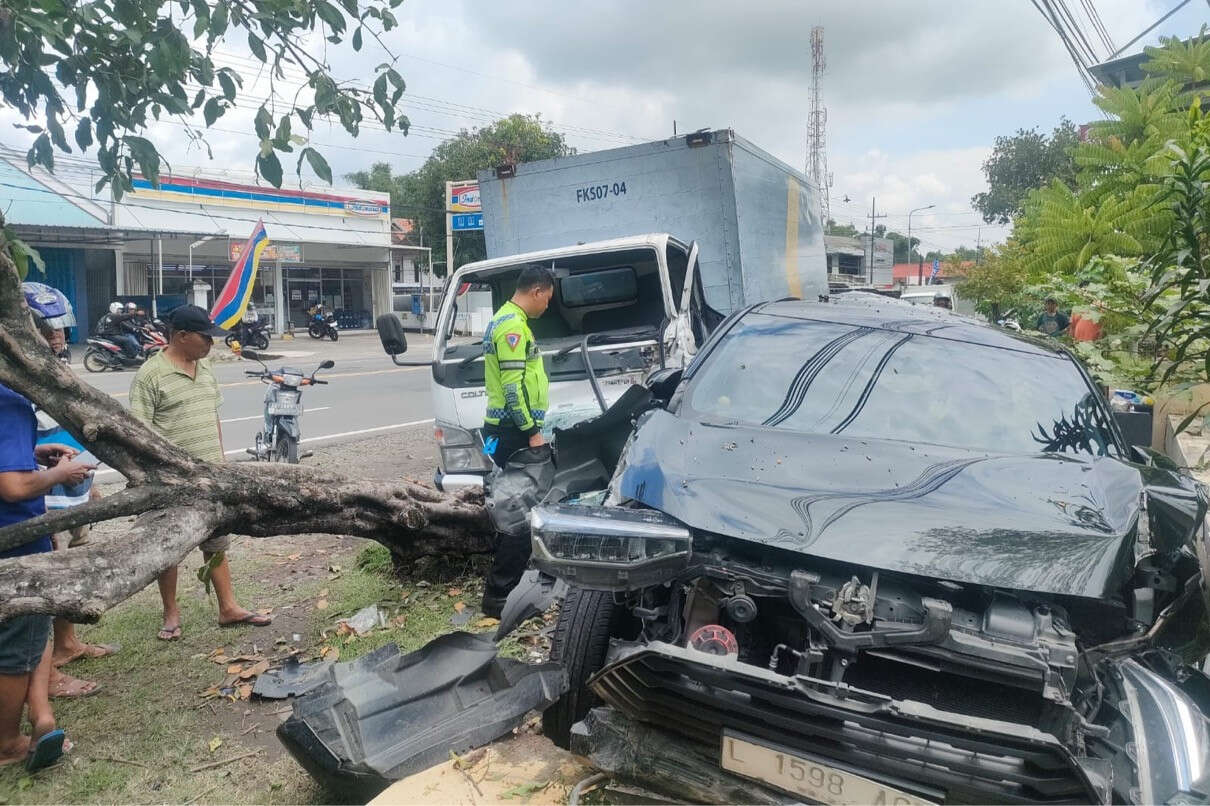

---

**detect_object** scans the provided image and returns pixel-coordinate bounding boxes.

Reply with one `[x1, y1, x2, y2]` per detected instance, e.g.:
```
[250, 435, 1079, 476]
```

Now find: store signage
[345, 200, 384, 217]
[230, 242, 302, 263]
[451, 213, 484, 231]
[447, 182, 481, 213]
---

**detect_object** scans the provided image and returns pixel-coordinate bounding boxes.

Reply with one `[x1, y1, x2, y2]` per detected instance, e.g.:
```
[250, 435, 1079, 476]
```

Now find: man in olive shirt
[129, 306, 271, 640]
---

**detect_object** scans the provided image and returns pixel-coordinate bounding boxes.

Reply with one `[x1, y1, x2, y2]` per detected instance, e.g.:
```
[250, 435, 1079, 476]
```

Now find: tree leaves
[299, 147, 332, 184]
[124, 135, 161, 186]
[257, 151, 283, 188]
[4, 0, 409, 193]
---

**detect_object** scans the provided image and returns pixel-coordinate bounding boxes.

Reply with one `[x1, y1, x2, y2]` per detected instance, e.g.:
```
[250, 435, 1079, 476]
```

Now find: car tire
[542, 586, 620, 749]
[82, 349, 108, 373]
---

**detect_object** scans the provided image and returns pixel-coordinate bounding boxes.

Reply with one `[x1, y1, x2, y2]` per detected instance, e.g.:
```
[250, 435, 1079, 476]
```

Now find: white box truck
[380, 129, 828, 490]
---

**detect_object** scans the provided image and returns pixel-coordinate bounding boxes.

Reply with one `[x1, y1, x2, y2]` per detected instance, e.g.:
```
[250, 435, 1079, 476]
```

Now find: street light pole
[906, 204, 934, 285]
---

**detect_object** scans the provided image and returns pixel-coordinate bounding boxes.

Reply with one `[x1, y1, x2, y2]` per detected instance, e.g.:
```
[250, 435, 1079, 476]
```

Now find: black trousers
[481, 423, 534, 605]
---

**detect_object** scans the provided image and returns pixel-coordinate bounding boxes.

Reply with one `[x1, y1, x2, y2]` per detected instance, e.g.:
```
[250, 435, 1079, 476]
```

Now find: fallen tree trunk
[0, 224, 493, 622]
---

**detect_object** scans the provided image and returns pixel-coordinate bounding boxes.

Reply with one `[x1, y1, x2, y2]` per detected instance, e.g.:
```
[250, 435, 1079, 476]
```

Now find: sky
[3, 0, 1210, 254]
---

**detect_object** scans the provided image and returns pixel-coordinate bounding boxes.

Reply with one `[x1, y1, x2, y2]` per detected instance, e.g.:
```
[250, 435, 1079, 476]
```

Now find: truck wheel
[542, 586, 621, 749]
[275, 433, 299, 464]
[82, 350, 108, 373]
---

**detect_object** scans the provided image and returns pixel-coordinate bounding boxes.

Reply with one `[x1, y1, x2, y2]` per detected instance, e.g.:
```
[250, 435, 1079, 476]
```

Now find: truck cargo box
[478, 129, 827, 313]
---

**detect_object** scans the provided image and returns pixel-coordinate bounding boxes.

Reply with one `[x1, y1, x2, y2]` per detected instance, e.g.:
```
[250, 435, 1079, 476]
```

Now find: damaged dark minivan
[530, 295, 1210, 804]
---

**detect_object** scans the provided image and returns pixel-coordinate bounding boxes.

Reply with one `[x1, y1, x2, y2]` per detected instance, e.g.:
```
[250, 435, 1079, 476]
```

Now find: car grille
[589, 645, 1097, 804]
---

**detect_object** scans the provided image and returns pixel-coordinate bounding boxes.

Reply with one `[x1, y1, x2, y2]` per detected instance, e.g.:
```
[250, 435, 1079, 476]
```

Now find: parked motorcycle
[225, 319, 271, 350]
[242, 350, 335, 464]
[308, 309, 339, 341]
[82, 336, 160, 372]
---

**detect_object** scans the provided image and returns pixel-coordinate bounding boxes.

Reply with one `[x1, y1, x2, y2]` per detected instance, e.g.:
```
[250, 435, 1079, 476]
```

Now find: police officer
[481, 264, 555, 615]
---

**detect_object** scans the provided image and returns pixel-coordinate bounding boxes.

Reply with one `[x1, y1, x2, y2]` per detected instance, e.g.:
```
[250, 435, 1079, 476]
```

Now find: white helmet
[126, 301, 137, 311]
[109, 301, 123, 315]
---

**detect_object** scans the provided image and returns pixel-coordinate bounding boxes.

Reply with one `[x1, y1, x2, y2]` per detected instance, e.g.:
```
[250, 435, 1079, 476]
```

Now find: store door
[286, 277, 321, 328]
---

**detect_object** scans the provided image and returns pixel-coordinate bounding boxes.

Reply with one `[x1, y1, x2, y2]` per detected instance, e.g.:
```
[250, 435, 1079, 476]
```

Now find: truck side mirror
[376, 314, 408, 356]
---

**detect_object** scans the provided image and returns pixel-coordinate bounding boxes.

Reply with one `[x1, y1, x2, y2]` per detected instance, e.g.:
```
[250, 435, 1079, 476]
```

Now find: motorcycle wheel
[82, 350, 108, 373]
[275, 432, 299, 464]
[328, 329, 338, 342]
[254, 333, 270, 350]
[224, 334, 238, 348]
[308, 323, 323, 339]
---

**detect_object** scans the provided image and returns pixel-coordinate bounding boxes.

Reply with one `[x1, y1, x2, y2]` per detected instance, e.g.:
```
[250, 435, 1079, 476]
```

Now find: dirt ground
[0, 427, 521, 805]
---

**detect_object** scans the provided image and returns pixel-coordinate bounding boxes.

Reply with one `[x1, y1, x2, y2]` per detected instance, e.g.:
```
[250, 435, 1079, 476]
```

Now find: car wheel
[542, 585, 621, 749]
[82, 350, 108, 373]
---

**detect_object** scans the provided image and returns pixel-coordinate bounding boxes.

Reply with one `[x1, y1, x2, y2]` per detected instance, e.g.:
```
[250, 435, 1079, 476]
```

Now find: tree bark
[0, 221, 492, 622]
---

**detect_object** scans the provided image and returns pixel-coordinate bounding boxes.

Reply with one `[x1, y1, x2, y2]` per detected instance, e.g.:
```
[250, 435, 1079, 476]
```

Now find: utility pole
[807, 27, 829, 225]
[976, 227, 983, 265]
[866, 197, 886, 285]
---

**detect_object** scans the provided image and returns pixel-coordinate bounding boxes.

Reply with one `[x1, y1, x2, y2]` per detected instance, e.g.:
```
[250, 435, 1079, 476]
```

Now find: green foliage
[0, 0, 409, 198]
[825, 219, 859, 237]
[1142, 27, 1210, 89]
[1140, 101, 1210, 386]
[971, 118, 1079, 225]
[1019, 180, 1152, 275]
[348, 114, 572, 271]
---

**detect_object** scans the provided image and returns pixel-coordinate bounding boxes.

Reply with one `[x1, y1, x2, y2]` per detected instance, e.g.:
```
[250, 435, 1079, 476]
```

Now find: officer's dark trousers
[482, 423, 534, 610]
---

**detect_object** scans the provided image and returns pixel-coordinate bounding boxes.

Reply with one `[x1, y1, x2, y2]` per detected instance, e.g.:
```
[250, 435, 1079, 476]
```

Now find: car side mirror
[376, 314, 408, 356]
[319, 360, 335, 370]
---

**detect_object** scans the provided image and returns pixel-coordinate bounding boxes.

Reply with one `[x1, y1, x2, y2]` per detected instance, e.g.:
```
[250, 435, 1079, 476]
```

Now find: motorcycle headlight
[530, 504, 692, 591]
[282, 374, 303, 388]
[435, 422, 493, 474]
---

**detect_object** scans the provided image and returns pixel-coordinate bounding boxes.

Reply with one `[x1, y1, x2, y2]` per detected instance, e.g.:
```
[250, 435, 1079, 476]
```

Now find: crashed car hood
[616, 411, 1151, 598]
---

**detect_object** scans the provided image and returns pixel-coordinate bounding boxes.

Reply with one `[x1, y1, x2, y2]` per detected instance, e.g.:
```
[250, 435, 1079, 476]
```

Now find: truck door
[673, 241, 723, 358]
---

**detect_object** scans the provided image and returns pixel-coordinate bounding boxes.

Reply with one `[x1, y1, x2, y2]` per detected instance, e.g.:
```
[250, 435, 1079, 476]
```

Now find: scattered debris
[278, 632, 566, 800]
[336, 604, 387, 636]
[207, 737, 223, 754]
[92, 756, 149, 769]
[252, 656, 335, 700]
[189, 749, 262, 773]
[315, 599, 329, 611]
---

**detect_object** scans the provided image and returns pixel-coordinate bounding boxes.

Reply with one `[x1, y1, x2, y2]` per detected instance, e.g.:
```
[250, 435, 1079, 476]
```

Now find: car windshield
[686, 313, 1116, 456]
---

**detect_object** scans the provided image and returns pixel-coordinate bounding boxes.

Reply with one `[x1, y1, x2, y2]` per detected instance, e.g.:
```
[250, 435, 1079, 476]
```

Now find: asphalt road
[77, 332, 439, 479]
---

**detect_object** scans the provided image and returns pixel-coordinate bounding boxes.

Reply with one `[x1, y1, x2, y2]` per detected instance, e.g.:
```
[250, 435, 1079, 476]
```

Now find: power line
[1079, 0, 1116, 53]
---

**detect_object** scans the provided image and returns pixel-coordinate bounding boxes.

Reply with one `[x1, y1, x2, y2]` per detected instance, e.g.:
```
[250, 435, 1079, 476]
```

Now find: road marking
[104, 365, 426, 398]
[220, 407, 332, 424]
[299, 418, 434, 444]
[93, 417, 434, 477]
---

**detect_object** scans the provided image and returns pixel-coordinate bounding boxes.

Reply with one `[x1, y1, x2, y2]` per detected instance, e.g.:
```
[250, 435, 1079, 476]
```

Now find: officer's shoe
[480, 594, 507, 620]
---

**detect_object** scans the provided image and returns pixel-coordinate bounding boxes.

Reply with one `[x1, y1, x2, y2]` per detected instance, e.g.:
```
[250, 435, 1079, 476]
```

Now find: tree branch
[0, 486, 172, 553]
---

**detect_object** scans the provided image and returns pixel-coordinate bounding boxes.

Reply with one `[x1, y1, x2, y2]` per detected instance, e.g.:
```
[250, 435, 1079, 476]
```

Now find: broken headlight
[530, 504, 691, 591]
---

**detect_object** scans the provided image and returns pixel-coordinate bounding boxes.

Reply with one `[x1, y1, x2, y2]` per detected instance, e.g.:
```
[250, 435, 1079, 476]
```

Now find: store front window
[285, 267, 370, 329]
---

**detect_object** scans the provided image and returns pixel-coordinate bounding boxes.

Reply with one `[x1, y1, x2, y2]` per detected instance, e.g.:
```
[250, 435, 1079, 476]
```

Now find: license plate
[267, 403, 302, 416]
[721, 733, 935, 805]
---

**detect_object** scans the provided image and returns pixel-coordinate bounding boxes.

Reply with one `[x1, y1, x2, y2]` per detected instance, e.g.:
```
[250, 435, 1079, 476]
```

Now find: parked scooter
[82, 335, 160, 372]
[307, 306, 339, 341]
[242, 350, 334, 463]
[225, 318, 271, 350]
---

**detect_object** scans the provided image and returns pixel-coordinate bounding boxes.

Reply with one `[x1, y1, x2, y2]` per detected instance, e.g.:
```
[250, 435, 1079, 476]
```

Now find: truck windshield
[685, 313, 1117, 456]
[439, 246, 672, 357]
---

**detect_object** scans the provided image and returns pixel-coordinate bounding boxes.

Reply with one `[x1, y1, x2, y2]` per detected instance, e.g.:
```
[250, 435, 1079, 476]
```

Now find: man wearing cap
[129, 305, 271, 641]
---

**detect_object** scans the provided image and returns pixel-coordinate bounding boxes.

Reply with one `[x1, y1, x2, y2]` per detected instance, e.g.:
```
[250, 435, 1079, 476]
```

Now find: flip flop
[49, 674, 101, 699]
[157, 625, 182, 641]
[53, 643, 120, 667]
[219, 613, 272, 628]
[27, 729, 65, 772]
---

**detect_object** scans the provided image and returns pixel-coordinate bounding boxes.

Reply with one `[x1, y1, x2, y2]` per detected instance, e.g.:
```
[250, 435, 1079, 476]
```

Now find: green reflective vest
[483, 300, 548, 435]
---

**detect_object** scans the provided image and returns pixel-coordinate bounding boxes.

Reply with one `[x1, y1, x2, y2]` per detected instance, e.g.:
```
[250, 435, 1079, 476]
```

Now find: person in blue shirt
[0, 380, 94, 770]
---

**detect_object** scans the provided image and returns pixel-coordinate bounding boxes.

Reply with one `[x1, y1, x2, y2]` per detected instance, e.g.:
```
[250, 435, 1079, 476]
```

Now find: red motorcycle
[82, 334, 162, 372]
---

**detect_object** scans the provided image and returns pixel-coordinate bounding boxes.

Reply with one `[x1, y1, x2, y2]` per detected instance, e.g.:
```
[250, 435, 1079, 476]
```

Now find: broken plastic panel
[277, 632, 567, 800]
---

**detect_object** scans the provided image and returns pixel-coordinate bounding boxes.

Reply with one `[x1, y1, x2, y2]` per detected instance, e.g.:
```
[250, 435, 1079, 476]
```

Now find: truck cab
[424, 234, 716, 491]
